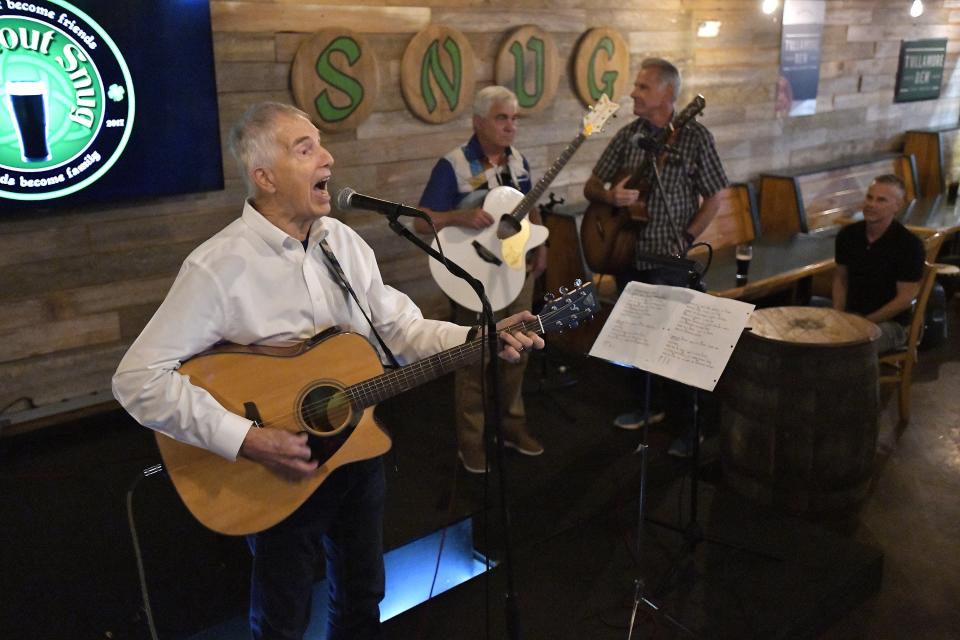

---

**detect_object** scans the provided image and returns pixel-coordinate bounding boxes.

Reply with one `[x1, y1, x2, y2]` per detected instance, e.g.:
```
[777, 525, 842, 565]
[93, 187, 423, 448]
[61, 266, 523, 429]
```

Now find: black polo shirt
[835, 219, 924, 324]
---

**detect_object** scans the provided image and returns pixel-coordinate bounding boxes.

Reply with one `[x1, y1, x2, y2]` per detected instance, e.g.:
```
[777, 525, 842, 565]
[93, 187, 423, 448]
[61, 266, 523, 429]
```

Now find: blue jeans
[876, 320, 908, 354]
[247, 457, 386, 640]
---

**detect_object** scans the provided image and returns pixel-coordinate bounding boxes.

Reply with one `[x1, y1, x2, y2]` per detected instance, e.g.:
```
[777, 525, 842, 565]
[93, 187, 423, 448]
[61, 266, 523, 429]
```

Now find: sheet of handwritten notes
[589, 282, 754, 391]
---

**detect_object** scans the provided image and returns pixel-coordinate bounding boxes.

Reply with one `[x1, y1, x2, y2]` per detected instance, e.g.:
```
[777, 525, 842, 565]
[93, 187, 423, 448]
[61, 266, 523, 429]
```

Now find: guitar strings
[250, 309, 565, 431]
[252, 334, 485, 431]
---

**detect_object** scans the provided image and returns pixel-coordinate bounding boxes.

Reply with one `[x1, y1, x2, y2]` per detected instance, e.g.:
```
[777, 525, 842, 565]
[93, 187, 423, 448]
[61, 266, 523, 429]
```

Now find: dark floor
[0, 293, 957, 639]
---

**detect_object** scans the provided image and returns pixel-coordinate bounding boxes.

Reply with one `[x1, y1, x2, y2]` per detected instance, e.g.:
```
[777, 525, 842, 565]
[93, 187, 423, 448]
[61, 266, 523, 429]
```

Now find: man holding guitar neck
[414, 86, 547, 474]
[583, 58, 728, 456]
[112, 102, 543, 640]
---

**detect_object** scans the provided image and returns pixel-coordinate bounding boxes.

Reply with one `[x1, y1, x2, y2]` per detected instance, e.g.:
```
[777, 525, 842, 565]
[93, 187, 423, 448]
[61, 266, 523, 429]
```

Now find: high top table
[901, 193, 960, 235]
[692, 231, 837, 300]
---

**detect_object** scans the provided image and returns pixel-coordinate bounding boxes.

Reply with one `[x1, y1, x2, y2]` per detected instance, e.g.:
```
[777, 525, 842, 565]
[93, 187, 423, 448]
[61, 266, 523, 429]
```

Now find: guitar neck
[347, 317, 543, 409]
[511, 132, 587, 223]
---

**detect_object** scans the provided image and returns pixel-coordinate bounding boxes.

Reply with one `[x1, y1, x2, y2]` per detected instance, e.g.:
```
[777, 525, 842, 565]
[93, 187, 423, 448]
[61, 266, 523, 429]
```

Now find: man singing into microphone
[413, 85, 547, 474]
[112, 102, 543, 640]
[583, 58, 728, 456]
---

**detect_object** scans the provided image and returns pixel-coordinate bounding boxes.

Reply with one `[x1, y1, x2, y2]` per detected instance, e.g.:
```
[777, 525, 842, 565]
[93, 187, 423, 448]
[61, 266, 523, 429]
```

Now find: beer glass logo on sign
[0, 0, 134, 201]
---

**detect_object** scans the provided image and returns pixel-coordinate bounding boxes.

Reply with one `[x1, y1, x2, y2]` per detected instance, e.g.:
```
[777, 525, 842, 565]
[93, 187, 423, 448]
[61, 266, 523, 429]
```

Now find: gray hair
[473, 85, 518, 117]
[872, 173, 906, 200]
[228, 102, 311, 196]
[640, 57, 682, 101]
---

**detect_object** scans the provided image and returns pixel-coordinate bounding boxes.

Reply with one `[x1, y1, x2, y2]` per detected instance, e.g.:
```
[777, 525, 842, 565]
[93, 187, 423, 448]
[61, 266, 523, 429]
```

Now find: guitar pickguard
[500, 219, 532, 269]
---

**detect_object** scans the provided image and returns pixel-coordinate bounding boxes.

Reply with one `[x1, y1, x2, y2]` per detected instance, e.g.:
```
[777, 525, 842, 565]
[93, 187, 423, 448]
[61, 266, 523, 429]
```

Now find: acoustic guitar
[580, 96, 706, 275]
[428, 95, 619, 313]
[155, 281, 598, 535]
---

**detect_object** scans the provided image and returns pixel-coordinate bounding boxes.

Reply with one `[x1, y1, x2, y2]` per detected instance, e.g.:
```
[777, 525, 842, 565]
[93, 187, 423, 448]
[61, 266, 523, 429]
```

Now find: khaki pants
[452, 274, 535, 455]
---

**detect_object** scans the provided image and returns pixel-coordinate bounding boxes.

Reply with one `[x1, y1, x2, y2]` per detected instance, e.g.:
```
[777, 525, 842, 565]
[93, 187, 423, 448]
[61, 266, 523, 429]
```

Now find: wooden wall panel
[211, 3, 431, 34]
[3, 0, 960, 428]
[0, 314, 120, 364]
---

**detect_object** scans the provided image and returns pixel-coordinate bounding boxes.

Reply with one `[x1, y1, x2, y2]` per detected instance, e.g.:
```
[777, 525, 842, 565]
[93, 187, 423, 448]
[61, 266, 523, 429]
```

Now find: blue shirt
[419, 134, 532, 212]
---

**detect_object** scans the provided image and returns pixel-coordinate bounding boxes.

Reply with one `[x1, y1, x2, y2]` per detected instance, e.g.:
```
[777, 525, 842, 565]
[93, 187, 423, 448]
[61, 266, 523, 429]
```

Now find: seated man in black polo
[833, 173, 925, 353]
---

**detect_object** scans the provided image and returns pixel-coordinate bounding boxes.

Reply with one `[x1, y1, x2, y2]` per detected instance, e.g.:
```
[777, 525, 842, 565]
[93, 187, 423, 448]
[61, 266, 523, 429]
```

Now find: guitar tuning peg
[559, 286, 569, 295]
[543, 292, 555, 302]
[573, 278, 583, 287]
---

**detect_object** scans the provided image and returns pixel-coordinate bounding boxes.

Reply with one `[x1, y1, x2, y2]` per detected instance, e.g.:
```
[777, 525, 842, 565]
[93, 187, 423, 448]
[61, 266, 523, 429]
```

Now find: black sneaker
[667, 434, 704, 458]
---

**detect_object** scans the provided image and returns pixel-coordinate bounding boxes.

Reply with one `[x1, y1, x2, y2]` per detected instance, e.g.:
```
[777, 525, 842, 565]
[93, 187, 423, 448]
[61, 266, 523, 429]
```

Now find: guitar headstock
[538, 280, 599, 333]
[674, 95, 706, 128]
[581, 94, 621, 137]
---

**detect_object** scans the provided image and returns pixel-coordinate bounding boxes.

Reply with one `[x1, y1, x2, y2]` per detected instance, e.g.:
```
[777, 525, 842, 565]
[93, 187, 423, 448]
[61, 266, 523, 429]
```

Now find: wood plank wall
[2, 0, 960, 425]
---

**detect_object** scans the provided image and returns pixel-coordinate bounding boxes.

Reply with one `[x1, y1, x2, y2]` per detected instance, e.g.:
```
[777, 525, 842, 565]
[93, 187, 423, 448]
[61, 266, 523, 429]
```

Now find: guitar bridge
[471, 240, 502, 266]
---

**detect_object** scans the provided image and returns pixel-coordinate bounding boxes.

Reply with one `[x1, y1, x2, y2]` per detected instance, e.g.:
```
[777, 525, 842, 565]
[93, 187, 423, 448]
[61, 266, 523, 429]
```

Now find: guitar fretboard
[510, 133, 588, 223]
[345, 318, 542, 409]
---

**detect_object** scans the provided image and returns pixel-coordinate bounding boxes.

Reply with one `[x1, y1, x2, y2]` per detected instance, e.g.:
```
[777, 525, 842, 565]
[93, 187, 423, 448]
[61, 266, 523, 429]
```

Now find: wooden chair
[879, 262, 938, 423]
[916, 229, 946, 263]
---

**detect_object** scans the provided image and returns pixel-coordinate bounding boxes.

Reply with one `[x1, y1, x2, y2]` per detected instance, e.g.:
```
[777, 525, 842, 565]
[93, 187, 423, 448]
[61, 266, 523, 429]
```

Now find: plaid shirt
[592, 116, 728, 260]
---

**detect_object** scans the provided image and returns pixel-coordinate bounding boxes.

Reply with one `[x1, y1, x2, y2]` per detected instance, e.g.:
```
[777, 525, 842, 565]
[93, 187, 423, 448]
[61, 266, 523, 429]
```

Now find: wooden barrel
[718, 306, 881, 515]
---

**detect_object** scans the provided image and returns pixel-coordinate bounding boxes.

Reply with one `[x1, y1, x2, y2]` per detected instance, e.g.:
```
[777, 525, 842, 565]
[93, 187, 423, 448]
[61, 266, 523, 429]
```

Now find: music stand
[589, 272, 768, 639]
[637, 144, 780, 607]
[624, 370, 697, 640]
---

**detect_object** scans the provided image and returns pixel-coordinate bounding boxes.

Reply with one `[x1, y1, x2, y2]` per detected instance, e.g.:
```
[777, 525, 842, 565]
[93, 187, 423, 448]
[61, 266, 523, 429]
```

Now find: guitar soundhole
[299, 384, 352, 436]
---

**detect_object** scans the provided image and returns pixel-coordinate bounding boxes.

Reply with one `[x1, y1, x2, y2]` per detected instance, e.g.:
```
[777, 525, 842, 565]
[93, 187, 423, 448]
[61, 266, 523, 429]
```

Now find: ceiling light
[697, 21, 722, 38]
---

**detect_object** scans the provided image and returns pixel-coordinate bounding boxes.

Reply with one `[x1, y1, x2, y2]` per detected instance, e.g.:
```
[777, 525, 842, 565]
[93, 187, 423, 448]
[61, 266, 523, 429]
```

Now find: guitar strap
[318, 237, 400, 368]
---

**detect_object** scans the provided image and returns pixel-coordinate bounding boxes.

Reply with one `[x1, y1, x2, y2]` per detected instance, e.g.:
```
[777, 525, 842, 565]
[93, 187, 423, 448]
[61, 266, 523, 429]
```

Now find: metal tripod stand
[624, 372, 697, 640]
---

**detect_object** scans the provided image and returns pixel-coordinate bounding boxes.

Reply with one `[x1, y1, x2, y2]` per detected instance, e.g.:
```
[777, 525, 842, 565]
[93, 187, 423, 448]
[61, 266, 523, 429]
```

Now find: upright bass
[580, 96, 706, 275]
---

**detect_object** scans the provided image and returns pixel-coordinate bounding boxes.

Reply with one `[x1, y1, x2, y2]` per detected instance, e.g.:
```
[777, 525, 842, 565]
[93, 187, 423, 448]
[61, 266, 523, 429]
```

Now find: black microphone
[631, 132, 675, 155]
[631, 132, 659, 152]
[336, 188, 428, 220]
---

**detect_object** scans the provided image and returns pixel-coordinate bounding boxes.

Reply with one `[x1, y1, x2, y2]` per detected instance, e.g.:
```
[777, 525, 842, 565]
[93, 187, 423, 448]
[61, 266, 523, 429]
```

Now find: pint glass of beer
[735, 243, 753, 286]
[5, 80, 51, 162]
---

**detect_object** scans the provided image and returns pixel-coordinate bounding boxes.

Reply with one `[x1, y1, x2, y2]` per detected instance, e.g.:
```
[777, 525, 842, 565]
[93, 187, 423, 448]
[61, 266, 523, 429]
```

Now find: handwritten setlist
[589, 282, 754, 391]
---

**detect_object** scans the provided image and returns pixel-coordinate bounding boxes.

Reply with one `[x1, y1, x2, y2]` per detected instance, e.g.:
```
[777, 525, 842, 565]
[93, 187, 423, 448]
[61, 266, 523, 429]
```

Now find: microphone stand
[383, 209, 524, 640]
[635, 140, 700, 273]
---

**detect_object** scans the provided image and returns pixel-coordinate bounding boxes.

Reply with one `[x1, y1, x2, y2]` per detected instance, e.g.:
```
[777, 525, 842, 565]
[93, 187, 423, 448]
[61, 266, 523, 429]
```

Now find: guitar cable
[686, 241, 714, 278]
[125, 463, 164, 640]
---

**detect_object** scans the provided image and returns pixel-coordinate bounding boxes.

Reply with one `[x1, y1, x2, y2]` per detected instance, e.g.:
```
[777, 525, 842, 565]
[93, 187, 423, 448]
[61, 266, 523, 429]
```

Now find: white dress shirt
[113, 202, 469, 460]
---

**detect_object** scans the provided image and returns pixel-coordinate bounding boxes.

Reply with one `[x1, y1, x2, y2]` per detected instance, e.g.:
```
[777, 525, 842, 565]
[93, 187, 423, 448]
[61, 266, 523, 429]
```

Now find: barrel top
[747, 306, 881, 346]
